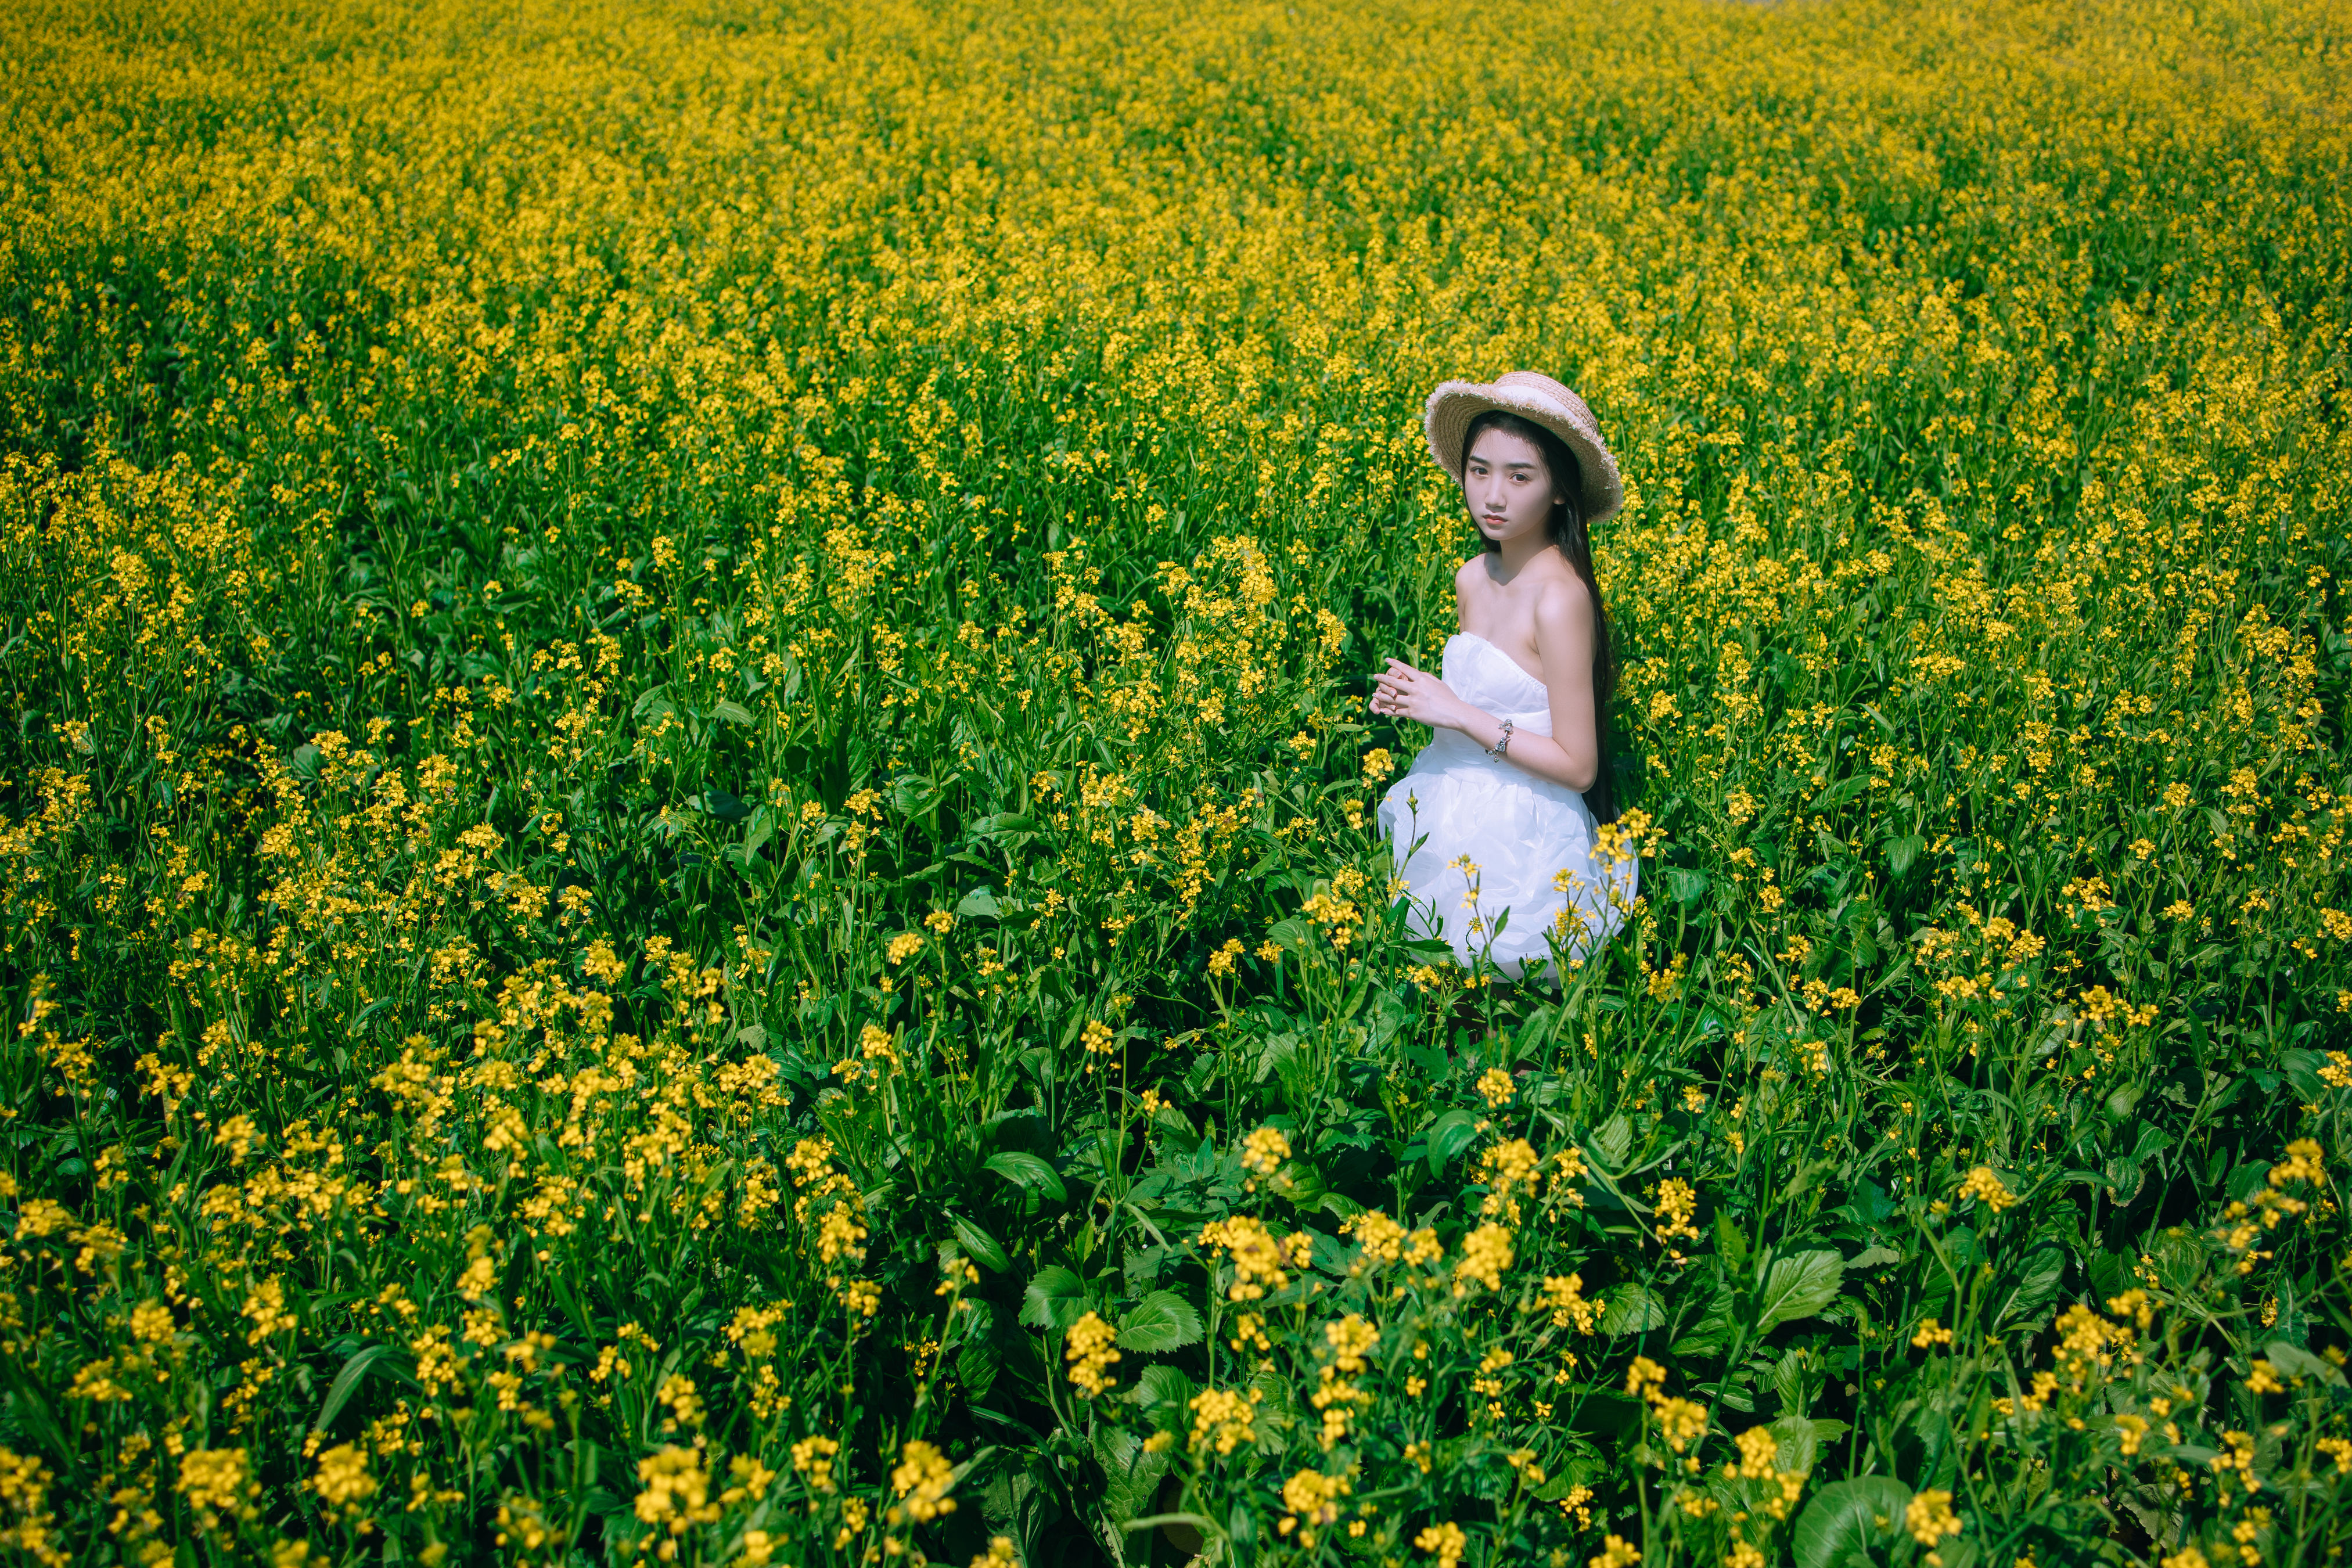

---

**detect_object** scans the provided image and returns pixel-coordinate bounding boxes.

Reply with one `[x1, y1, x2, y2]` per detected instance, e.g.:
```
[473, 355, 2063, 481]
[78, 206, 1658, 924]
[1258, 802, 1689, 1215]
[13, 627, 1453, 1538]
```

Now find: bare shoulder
[1533, 569, 1595, 632]
[1452, 554, 1490, 590]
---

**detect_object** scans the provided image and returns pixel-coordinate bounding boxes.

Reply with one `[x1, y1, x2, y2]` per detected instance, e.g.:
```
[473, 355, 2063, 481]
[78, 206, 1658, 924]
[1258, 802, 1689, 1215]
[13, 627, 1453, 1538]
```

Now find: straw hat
[1423, 371, 1624, 523]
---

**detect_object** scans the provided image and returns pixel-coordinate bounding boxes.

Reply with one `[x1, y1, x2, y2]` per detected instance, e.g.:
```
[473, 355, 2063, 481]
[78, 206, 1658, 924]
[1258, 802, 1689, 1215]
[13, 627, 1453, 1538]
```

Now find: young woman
[1369, 371, 1637, 980]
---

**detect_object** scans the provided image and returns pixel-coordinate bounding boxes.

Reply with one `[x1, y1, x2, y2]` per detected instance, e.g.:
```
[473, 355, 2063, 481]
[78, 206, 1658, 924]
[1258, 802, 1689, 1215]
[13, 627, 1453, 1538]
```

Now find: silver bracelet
[1486, 718, 1514, 759]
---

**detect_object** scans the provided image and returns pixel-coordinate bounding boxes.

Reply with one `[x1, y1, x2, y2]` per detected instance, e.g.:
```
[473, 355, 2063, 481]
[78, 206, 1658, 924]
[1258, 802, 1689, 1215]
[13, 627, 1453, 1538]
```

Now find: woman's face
[1462, 425, 1558, 551]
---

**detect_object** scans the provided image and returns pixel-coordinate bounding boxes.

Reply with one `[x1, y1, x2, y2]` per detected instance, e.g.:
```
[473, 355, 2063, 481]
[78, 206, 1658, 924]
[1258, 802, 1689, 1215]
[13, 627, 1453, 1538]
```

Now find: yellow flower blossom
[1957, 1166, 2016, 1210]
[1064, 1311, 1121, 1398]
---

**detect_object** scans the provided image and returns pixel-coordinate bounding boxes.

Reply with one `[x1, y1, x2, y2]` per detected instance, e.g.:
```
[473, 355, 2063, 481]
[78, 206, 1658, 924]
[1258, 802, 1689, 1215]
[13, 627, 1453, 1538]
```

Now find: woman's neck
[1489, 530, 1555, 580]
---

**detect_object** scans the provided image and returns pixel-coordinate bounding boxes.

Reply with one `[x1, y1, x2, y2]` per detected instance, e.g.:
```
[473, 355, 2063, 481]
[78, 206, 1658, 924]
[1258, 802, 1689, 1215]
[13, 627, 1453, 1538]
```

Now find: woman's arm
[1369, 583, 1599, 792]
[1532, 579, 1601, 792]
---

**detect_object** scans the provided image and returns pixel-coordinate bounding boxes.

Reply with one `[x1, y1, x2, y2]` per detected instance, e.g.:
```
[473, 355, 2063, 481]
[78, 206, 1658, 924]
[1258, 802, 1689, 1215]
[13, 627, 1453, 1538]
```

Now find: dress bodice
[1440, 634, 1553, 733]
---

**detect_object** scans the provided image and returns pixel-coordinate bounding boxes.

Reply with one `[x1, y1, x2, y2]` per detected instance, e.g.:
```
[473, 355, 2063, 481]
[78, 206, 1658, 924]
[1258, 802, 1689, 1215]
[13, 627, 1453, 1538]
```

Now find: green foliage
[0, 0, 2348, 1563]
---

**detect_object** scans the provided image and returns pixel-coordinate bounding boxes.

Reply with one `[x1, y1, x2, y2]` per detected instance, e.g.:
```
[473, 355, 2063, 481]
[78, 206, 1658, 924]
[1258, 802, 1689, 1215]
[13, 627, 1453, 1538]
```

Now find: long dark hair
[1461, 409, 1620, 822]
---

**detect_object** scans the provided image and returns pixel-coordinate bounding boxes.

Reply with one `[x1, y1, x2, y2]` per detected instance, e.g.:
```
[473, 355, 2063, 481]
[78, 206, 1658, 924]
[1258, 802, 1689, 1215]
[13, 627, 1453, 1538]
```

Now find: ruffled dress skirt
[1375, 634, 1637, 978]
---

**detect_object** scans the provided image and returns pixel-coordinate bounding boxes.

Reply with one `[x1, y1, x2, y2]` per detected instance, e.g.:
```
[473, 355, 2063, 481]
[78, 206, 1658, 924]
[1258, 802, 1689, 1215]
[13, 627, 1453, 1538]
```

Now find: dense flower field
[3, 0, 2349, 1562]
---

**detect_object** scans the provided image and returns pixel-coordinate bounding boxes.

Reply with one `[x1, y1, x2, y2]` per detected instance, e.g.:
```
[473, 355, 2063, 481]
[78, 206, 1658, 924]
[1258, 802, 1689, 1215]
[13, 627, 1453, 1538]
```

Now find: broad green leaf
[1663, 866, 1709, 904]
[1095, 1422, 1171, 1542]
[1883, 833, 1924, 877]
[1317, 1191, 1365, 1222]
[2264, 1341, 2346, 1387]
[1019, 1264, 1087, 1329]
[1271, 1161, 1326, 1206]
[945, 1444, 998, 1488]
[1600, 1283, 1667, 1335]
[893, 772, 945, 817]
[1268, 917, 1315, 954]
[1991, 1243, 2066, 1332]
[956, 887, 1001, 919]
[700, 787, 751, 822]
[956, 1304, 1003, 1402]
[1117, 1291, 1203, 1353]
[1569, 1389, 1643, 1439]
[1756, 1250, 1845, 1332]
[314, 1343, 397, 1432]
[709, 699, 754, 725]
[1811, 773, 1871, 812]
[2148, 1230, 2207, 1291]
[1769, 1349, 1811, 1415]
[1119, 1513, 1224, 1546]
[1714, 1210, 1750, 1274]
[1668, 1290, 1733, 1357]
[983, 1150, 1067, 1203]
[1768, 1413, 1847, 1472]
[1791, 1476, 1911, 1568]
[1132, 1363, 1196, 1413]
[1254, 1032, 1300, 1085]
[1591, 1114, 1633, 1169]
[950, 1213, 1010, 1274]
[1424, 1109, 1480, 1175]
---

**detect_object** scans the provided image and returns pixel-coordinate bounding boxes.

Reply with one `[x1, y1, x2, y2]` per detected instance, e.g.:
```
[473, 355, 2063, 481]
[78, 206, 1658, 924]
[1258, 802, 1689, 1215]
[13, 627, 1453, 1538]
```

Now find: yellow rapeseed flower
[1957, 1166, 2016, 1210]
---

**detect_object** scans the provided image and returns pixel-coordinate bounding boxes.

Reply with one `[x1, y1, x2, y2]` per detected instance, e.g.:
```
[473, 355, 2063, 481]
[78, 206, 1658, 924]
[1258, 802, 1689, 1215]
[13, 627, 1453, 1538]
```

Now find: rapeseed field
[2, 0, 2348, 1562]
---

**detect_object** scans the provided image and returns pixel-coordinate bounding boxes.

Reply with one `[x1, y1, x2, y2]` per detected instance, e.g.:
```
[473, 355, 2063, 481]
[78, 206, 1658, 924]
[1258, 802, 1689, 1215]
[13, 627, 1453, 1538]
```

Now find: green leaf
[1117, 1291, 1203, 1353]
[1811, 774, 1871, 812]
[1991, 1243, 2066, 1332]
[2264, 1341, 2346, 1387]
[1425, 1109, 1480, 1175]
[1019, 1265, 1087, 1329]
[1120, 1513, 1224, 1545]
[1131, 1363, 1196, 1414]
[956, 887, 1002, 919]
[1714, 1210, 1750, 1274]
[1571, 1389, 1644, 1439]
[983, 1150, 1067, 1203]
[1791, 1476, 1911, 1568]
[1254, 1031, 1300, 1085]
[1590, 1114, 1633, 1170]
[1756, 1250, 1845, 1332]
[956, 1303, 1003, 1402]
[893, 772, 946, 818]
[1883, 833, 1925, 877]
[314, 1343, 397, 1432]
[1268, 917, 1315, 954]
[1271, 1161, 1326, 1207]
[1663, 866, 1710, 904]
[949, 1213, 1010, 1274]
[710, 699, 754, 725]
[1768, 1413, 1847, 1472]
[1096, 1423, 1172, 1544]
[1668, 1292, 1734, 1358]
[1600, 1283, 1668, 1335]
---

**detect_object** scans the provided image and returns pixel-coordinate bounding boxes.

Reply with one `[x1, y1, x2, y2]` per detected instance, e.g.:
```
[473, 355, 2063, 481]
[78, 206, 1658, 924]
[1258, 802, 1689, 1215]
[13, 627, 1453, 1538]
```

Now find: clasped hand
[1369, 657, 1469, 729]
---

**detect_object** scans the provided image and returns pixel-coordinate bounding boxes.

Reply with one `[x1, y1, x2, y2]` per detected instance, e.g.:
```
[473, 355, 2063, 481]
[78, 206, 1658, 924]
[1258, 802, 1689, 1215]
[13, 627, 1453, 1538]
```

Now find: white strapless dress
[1376, 633, 1637, 976]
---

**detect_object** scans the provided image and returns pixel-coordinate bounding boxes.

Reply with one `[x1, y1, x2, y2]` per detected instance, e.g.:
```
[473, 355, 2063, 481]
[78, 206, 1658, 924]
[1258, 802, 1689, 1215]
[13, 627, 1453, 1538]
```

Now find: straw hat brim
[1423, 377, 1624, 524]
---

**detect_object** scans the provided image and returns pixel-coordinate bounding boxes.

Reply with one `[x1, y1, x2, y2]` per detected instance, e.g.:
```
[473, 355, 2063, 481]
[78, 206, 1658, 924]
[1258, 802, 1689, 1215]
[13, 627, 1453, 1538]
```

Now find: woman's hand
[1370, 658, 1473, 731]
